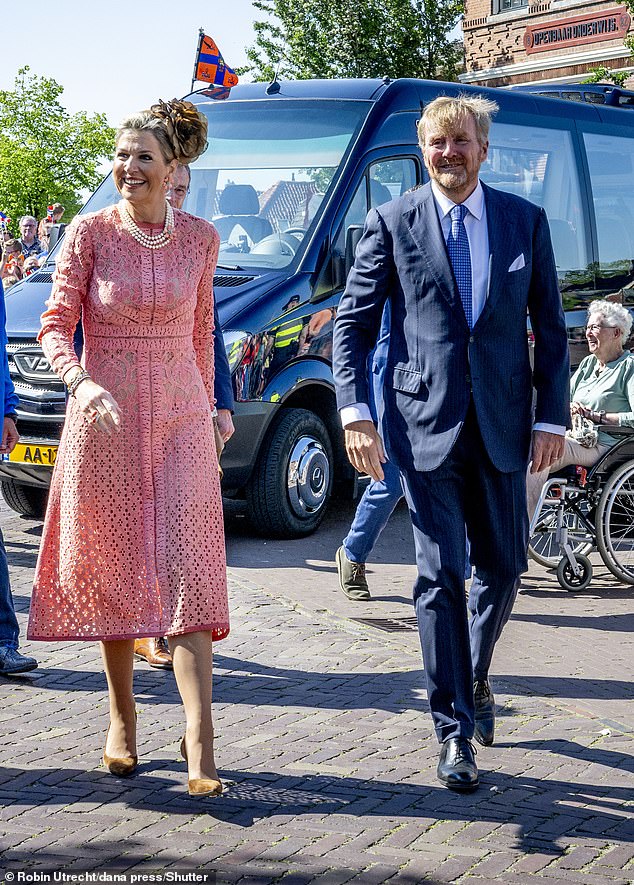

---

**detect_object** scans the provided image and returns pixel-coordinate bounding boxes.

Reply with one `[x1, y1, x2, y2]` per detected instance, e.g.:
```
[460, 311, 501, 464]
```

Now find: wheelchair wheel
[528, 500, 593, 569]
[556, 554, 593, 592]
[596, 460, 634, 584]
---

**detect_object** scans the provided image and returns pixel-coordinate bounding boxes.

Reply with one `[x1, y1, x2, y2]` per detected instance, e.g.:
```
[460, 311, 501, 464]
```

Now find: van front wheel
[246, 408, 333, 538]
[1, 480, 48, 519]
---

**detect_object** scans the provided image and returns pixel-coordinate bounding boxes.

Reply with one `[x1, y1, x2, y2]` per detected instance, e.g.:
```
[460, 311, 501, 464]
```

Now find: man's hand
[530, 429, 565, 474]
[216, 409, 235, 443]
[344, 420, 386, 482]
[0, 417, 19, 455]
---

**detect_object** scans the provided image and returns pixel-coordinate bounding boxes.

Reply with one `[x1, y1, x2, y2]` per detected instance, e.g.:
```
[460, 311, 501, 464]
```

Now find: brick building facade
[461, 0, 634, 87]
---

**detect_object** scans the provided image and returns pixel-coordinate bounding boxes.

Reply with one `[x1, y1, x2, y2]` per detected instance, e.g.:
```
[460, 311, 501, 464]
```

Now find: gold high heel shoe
[103, 723, 138, 777]
[181, 734, 222, 797]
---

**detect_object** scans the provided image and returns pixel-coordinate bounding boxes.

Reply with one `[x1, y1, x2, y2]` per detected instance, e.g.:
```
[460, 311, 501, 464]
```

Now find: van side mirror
[48, 223, 66, 252]
[345, 225, 363, 277]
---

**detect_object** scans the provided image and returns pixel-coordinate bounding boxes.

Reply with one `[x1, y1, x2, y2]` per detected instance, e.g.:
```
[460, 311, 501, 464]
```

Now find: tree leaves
[0, 67, 115, 229]
[583, 66, 629, 87]
[240, 0, 464, 82]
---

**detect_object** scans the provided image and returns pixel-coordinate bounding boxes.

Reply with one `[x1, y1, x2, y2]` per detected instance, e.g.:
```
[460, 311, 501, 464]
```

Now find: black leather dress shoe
[474, 679, 495, 747]
[437, 738, 479, 791]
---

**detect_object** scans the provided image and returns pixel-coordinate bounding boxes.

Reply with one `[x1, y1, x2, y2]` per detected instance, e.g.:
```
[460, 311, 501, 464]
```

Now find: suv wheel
[1, 480, 48, 519]
[246, 408, 333, 538]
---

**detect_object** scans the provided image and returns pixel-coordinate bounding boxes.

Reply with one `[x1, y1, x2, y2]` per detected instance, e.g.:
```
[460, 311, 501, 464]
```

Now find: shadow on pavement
[519, 582, 634, 600]
[4, 654, 633, 707]
[0, 661, 429, 715]
[510, 738, 634, 773]
[368, 595, 413, 605]
[0, 841, 444, 885]
[511, 611, 634, 632]
[493, 673, 634, 702]
[0, 760, 630, 856]
[223, 498, 415, 573]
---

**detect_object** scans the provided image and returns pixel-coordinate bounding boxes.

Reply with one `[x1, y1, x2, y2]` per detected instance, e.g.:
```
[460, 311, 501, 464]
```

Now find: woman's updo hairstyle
[117, 99, 208, 165]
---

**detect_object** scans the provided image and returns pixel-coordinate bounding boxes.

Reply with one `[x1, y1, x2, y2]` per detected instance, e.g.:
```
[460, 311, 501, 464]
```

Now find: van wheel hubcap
[287, 436, 330, 517]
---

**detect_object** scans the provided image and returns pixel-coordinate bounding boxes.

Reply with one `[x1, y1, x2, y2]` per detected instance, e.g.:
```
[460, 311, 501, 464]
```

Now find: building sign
[524, 7, 631, 54]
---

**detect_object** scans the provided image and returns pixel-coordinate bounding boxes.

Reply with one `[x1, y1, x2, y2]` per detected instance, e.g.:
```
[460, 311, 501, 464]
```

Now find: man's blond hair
[417, 94, 499, 149]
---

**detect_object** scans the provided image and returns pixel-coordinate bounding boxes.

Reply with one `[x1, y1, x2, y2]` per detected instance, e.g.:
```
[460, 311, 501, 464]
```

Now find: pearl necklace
[119, 200, 175, 250]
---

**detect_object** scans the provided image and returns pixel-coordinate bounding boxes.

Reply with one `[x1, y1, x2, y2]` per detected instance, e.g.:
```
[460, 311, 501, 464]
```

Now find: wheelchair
[528, 427, 634, 591]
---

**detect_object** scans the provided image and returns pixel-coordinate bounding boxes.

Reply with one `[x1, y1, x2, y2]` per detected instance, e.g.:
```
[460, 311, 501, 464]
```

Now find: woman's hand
[74, 379, 122, 435]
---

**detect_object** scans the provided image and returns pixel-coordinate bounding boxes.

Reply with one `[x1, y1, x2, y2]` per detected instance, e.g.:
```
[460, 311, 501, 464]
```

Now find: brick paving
[0, 498, 633, 884]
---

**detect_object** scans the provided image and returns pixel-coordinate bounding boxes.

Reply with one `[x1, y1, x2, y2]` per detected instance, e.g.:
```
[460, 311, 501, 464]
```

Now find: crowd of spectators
[0, 203, 65, 289]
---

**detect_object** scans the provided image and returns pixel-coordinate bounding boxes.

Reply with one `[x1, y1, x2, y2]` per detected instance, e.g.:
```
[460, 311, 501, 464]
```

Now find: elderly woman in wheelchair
[528, 299, 634, 589]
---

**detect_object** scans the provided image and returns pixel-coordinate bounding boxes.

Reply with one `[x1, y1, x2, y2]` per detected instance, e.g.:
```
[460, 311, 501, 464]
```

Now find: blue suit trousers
[400, 402, 528, 743]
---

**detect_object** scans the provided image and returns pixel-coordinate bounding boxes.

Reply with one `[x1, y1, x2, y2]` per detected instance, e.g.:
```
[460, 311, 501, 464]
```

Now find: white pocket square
[508, 253, 525, 272]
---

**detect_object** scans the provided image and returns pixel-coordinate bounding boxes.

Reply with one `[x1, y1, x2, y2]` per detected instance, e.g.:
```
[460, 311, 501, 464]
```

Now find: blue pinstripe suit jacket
[333, 181, 570, 474]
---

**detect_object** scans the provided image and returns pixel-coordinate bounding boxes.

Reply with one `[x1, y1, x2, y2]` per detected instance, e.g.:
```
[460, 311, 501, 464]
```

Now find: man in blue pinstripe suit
[333, 95, 569, 791]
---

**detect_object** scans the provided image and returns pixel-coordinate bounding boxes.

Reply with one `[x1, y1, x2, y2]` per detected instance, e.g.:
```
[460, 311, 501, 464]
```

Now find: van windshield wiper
[216, 263, 244, 271]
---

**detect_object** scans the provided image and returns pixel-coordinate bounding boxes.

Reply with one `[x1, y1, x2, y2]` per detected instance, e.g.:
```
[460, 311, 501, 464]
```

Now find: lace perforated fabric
[28, 205, 229, 642]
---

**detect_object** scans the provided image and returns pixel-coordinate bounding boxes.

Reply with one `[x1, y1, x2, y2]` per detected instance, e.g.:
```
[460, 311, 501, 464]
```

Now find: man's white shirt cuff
[534, 422, 565, 436]
[340, 403, 373, 427]
[341, 411, 565, 435]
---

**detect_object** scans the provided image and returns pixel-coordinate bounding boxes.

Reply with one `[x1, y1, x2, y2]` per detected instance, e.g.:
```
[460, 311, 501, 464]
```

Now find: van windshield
[81, 99, 370, 270]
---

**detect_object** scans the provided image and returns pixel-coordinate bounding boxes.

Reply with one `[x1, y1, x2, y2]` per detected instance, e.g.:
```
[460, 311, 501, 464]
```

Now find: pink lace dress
[27, 204, 229, 642]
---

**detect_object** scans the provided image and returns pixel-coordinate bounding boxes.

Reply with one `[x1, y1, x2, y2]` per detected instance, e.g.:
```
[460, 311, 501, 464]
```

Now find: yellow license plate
[8, 443, 58, 467]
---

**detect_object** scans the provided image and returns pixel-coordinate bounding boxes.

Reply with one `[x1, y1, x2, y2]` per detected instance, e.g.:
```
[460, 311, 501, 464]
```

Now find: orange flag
[194, 34, 239, 87]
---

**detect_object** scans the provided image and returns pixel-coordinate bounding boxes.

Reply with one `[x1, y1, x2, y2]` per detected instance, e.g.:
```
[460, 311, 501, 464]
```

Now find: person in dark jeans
[0, 278, 38, 674]
[336, 305, 403, 600]
[336, 305, 472, 601]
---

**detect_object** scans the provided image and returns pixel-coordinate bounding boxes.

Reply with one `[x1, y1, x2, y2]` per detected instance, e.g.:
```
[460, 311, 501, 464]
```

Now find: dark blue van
[511, 81, 634, 108]
[4, 77, 634, 536]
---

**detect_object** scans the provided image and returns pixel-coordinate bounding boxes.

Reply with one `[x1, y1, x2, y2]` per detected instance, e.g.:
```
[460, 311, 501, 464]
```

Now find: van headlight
[223, 330, 250, 373]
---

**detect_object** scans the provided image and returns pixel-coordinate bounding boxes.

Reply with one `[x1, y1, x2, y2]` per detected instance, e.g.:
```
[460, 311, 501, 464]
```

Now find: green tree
[0, 67, 115, 232]
[583, 66, 629, 87]
[242, 0, 464, 83]
[582, 3, 634, 87]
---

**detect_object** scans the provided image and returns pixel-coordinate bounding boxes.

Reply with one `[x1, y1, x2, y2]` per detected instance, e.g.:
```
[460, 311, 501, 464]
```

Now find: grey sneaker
[336, 546, 370, 600]
[0, 647, 38, 675]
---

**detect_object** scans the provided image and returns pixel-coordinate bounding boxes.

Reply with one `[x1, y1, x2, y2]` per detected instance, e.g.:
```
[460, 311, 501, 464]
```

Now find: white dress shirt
[432, 180, 489, 326]
[340, 181, 564, 437]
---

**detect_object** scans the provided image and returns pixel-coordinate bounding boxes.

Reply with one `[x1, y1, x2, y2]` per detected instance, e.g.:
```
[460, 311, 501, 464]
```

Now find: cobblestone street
[1, 498, 633, 884]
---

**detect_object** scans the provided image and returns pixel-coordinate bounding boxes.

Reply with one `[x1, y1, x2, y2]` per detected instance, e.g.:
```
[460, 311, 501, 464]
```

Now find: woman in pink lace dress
[28, 100, 228, 797]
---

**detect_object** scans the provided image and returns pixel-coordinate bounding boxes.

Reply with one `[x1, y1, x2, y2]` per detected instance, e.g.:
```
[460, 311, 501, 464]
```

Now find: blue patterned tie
[447, 204, 473, 328]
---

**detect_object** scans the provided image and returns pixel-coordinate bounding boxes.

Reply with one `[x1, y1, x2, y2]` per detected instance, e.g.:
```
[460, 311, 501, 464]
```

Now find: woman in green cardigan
[527, 298, 634, 517]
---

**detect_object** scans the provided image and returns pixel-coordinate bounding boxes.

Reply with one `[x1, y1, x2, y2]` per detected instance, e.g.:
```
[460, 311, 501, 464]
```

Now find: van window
[192, 99, 369, 270]
[78, 99, 370, 272]
[333, 157, 417, 265]
[481, 123, 588, 283]
[368, 158, 418, 204]
[584, 132, 634, 292]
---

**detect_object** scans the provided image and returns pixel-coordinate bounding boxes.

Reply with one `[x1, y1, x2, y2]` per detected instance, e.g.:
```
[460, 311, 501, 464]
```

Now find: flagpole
[191, 27, 205, 93]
